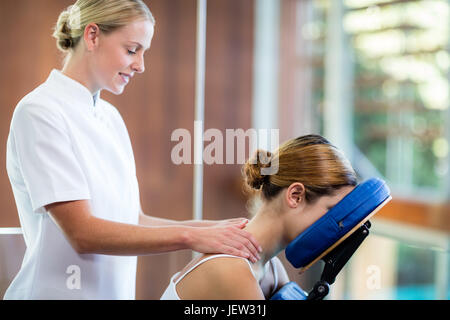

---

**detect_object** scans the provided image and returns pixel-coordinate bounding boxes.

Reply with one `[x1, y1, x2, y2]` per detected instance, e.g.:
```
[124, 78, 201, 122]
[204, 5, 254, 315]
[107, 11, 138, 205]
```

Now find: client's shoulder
[176, 254, 264, 300]
[203, 254, 256, 280]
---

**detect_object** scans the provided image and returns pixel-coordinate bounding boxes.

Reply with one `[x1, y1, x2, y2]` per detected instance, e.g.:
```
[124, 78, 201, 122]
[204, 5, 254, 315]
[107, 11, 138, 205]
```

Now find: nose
[132, 54, 145, 74]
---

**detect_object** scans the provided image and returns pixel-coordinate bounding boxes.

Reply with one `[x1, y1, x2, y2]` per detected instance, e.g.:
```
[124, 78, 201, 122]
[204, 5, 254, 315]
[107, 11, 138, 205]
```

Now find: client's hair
[242, 134, 358, 205]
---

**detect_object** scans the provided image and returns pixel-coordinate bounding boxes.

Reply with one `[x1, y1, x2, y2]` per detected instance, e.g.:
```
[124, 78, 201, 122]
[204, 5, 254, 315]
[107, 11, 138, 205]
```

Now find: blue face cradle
[285, 178, 391, 269]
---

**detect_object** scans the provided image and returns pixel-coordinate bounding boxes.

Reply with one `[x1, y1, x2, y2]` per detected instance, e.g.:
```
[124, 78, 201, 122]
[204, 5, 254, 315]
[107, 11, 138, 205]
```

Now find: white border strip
[252, 0, 280, 134]
[192, 0, 207, 224]
[0, 228, 23, 235]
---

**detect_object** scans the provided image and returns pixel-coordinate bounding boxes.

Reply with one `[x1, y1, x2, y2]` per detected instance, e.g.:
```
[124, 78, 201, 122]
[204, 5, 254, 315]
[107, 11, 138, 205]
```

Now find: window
[282, 0, 450, 299]
[298, 0, 449, 200]
[329, 219, 450, 299]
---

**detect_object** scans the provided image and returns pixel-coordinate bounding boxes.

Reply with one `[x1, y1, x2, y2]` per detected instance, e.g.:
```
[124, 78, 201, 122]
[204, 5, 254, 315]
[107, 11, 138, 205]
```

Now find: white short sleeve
[10, 103, 91, 213]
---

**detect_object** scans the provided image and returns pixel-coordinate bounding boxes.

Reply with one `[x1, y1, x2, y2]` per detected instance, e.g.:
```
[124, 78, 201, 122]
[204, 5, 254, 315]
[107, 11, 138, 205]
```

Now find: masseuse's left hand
[184, 220, 262, 263]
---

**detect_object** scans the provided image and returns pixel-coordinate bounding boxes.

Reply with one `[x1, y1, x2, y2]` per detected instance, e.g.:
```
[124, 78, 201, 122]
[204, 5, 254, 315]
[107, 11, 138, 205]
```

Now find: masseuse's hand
[214, 217, 251, 227]
[186, 220, 262, 263]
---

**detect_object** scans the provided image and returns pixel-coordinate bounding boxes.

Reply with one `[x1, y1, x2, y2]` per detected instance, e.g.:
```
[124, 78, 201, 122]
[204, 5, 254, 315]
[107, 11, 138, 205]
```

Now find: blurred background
[0, 0, 449, 299]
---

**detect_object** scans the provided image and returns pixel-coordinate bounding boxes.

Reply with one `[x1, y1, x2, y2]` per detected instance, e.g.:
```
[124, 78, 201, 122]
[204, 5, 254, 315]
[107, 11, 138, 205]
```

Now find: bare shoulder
[176, 255, 265, 300]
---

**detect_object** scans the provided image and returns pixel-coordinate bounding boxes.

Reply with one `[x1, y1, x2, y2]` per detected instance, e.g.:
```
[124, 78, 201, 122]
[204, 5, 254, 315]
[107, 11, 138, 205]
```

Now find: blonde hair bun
[52, 0, 155, 54]
[53, 10, 74, 52]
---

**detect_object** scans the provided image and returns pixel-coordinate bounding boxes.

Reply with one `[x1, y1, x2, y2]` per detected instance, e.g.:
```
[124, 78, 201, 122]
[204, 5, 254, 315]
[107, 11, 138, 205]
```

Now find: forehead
[316, 185, 355, 206]
[333, 185, 355, 199]
[112, 19, 154, 49]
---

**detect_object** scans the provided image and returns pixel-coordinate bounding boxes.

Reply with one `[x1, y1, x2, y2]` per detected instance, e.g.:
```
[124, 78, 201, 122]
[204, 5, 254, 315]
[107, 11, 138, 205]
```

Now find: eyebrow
[129, 41, 150, 51]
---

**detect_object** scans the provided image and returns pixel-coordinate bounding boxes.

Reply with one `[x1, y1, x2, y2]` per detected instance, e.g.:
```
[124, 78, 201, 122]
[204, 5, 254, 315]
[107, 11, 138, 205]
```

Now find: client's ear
[286, 183, 305, 208]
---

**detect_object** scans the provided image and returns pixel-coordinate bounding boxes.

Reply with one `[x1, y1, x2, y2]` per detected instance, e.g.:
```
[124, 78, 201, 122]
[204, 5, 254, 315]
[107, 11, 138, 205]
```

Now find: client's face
[309, 185, 356, 217]
[285, 185, 355, 243]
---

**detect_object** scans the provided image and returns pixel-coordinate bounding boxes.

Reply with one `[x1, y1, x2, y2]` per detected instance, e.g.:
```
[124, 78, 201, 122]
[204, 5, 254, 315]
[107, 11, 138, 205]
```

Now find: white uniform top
[4, 69, 140, 300]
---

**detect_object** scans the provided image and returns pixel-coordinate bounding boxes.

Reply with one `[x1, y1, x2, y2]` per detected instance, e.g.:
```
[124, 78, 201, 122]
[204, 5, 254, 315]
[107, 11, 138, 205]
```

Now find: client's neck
[243, 203, 287, 267]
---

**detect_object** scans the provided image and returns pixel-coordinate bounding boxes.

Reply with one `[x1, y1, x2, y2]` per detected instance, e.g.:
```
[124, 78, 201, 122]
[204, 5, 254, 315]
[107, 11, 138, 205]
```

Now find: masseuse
[4, 0, 261, 300]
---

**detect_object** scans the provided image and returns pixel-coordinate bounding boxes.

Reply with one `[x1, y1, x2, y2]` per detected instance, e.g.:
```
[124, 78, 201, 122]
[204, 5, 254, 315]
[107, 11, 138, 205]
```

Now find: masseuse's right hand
[185, 221, 262, 263]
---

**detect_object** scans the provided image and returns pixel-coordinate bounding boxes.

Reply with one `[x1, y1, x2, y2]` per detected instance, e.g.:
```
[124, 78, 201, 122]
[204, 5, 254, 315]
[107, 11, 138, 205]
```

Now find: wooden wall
[0, 0, 65, 227]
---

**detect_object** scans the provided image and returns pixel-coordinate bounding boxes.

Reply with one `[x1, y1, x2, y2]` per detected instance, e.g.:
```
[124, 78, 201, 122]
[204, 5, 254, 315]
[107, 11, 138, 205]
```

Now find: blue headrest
[285, 178, 390, 269]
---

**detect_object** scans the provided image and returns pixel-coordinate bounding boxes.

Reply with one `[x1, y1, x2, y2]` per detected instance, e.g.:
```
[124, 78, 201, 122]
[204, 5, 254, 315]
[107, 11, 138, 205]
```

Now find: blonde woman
[4, 0, 261, 300]
[160, 135, 358, 300]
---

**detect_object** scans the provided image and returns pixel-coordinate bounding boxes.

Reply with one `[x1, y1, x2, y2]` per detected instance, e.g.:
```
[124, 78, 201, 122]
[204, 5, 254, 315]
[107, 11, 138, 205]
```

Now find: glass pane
[396, 241, 437, 299]
[298, 0, 449, 198]
[348, 0, 449, 195]
[328, 233, 449, 300]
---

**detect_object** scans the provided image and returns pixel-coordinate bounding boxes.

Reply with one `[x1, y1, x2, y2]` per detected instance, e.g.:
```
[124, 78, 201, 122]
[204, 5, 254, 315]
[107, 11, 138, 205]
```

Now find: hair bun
[53, 10, 74, 52]
[243, 149, 273, 190]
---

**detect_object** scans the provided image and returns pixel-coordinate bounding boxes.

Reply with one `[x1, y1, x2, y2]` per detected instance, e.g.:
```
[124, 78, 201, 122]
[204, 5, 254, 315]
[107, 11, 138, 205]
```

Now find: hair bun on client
[241, 134, 357, 204]
[243, 149, 273, 190]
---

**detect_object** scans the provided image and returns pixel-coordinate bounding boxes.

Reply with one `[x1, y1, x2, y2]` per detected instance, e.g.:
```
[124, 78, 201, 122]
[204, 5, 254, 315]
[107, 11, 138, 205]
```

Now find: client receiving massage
[160, 134, 357, 300]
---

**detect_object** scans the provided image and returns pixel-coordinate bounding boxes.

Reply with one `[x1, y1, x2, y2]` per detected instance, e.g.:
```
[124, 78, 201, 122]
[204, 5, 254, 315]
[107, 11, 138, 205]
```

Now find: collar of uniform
[47, 69, 101, 108]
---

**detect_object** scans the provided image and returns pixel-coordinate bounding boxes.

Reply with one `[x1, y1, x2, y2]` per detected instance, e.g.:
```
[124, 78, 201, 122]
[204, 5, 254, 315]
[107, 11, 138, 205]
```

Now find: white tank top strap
[270, 258, 279, 295]
[173, 254, 256, 285]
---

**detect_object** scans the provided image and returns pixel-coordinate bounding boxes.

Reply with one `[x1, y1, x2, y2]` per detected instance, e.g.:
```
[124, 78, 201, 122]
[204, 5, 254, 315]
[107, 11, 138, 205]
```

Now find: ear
[285, 182, 305, 208]
[84, 23, 101, 51]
